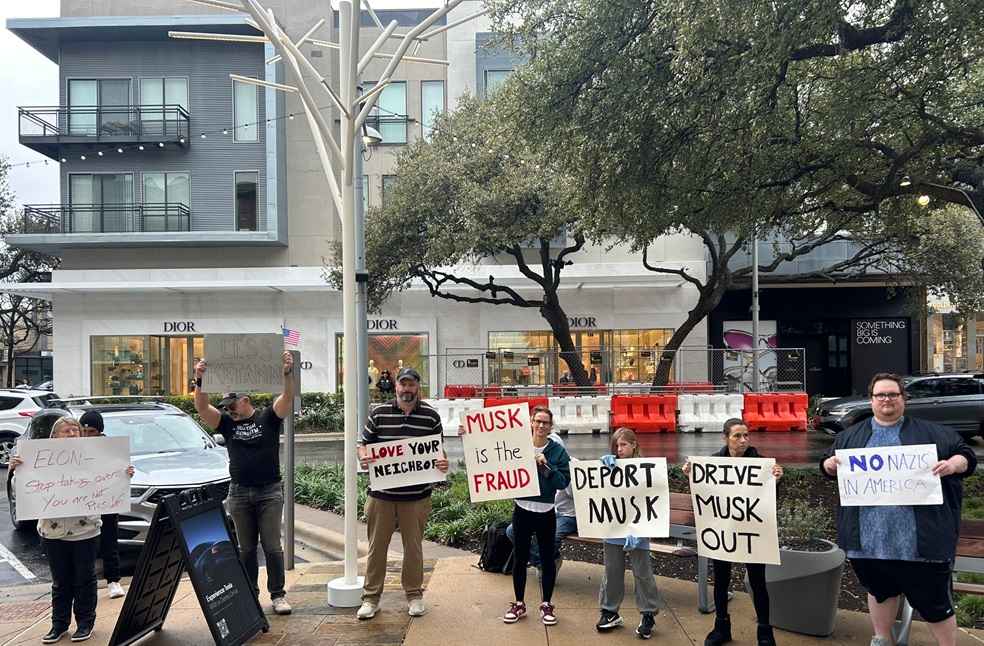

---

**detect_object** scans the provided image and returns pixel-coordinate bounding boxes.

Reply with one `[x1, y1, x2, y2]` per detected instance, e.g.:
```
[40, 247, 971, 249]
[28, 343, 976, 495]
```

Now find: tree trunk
[539, 295, 592, 387]
[5, 337, 14, 388]
[651, 279, 730, 389]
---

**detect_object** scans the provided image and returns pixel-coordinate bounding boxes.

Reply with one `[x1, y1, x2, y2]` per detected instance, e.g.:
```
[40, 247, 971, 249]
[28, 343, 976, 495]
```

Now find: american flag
[282, 327, 301, 347]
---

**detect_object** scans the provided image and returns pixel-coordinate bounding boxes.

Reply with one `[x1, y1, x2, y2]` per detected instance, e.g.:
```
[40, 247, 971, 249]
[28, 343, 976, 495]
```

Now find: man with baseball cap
[356, 366, 448, 620]
[193, 351, 295, 616]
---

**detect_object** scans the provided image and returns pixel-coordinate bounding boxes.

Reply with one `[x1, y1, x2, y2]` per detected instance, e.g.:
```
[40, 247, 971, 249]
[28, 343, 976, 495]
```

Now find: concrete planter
[746, 539, 845, 637]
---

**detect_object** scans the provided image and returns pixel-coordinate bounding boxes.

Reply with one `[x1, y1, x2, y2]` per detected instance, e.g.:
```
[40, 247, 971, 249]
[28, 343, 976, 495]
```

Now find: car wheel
[0, 434, 16, 469]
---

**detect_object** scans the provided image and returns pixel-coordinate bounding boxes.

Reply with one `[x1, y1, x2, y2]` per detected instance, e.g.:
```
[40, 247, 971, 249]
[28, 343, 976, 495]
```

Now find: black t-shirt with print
[217, 407, 284, 486]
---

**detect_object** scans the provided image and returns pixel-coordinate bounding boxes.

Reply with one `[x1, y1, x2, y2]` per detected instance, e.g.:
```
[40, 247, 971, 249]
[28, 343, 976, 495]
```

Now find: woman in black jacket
[684, 418, 783, 646]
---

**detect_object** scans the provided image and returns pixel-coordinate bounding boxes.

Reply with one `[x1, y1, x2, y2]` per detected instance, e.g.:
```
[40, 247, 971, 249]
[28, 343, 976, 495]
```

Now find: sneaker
[271, 596, 292, 615]
[503, 601, 527, 623]
[540, 602, 557, 626]
[107, 582, 125, 599]
[41, 627, 68, 644]
[408, 598, 427, 617]
[637, 612, 656, 639]
[70, 626, 93, 642]
[869, 638, 893, 646]
[596, 610, 624, 632]
[357, 601, 378, 620]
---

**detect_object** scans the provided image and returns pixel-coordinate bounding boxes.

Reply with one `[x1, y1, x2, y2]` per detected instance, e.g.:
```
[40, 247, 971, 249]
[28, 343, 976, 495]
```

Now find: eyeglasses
[532, 419, 552, 426]
[872, 393, 902, 401]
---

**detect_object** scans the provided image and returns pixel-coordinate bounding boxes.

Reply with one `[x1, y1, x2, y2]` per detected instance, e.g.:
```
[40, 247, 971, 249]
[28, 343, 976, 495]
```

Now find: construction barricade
[677, 393, 745, 433]
[549, 395, 611, 435]
[610, 394, 678, 433]
[427, 398, 486, 437]
[743, 392, 808, 432]
[482, 396, 550, 417]
[443, 385, 478, 399]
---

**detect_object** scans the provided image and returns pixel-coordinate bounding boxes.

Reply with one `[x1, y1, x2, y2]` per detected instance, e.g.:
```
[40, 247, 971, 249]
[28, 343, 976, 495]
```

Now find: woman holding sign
[683, 418, 783, 646]
[503, 405, 571, 626]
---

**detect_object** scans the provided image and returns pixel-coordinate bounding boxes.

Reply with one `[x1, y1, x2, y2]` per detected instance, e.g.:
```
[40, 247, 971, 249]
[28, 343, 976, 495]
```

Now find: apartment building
[4, 1, 709, 398]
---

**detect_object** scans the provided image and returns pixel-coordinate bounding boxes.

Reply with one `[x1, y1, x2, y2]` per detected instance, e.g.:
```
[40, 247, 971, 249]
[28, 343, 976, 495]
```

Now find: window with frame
[366, 81, 407, 144]
[420, 80, 445, 140]
[235, 171, 258, 231]
[233, 81, 258, 142]
[67, 79, 131, 136]
[139, 78, 188, 136]
[142, 172, 190, 232]
[484, 70, 512, 97]
[381, 175, 398, 207]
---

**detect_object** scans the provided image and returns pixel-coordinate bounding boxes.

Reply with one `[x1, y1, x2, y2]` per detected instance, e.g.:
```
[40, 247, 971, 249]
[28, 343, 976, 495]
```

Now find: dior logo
[368, 319, 398, 330]
[164, 321, 196, 333]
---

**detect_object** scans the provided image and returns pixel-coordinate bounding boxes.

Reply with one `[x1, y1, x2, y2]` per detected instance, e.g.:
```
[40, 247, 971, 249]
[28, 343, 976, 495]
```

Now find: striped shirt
[361, 399, 443, 501]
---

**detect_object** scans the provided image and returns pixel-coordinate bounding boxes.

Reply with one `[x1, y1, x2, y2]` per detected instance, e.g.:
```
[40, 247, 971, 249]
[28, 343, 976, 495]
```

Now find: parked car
[6, 401, 230, 547]
[0, 388, 62, 468]
[814, 373, 984, 440]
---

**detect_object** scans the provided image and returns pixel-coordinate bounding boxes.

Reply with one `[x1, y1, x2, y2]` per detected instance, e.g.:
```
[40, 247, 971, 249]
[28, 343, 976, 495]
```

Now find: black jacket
[819, 416, 977, 561]
[712, 445, 764, 459]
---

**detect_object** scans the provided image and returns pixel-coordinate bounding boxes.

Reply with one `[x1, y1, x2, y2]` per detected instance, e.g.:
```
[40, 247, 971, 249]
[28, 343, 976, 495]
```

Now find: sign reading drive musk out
[688, 456, 780, 565]
[851, 317, 910, 390]
[835, 444, 943, 506]
[571, 458, 670, 539]
[461, 404, 540, 503]
[367, 436, 447, 491]
[14, 437, 130, 520]
[203, 334, 285, 393]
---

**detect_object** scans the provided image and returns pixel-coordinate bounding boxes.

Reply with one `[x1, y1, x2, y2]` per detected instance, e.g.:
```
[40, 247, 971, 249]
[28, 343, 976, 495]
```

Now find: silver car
[7, 401, 230, 546]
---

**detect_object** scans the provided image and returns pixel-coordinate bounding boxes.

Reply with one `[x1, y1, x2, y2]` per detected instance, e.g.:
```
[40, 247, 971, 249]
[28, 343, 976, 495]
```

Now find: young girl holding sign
[503, 405, 571, 627]
[595, 427, 661, 640]
[683, 418, 783, 646]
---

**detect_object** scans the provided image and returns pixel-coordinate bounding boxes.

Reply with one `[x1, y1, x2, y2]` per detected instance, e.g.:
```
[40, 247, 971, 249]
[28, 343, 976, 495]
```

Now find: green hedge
[163, 392, 344, 432]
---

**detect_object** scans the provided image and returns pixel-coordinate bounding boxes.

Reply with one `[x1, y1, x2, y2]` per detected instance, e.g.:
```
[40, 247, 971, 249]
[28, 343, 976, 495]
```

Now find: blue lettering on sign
[870, 455, 883, 471]
[849, 455, 867, 472]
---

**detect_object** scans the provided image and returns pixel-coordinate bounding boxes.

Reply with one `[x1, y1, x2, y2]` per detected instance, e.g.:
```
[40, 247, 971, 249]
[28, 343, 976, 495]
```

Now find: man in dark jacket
[820, 372, 976, 646]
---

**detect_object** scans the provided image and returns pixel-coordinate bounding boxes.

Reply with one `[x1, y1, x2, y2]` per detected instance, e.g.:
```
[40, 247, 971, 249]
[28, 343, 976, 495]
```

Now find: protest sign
[203, 334, 284, 393]
[461, 403, 540, 502]
[836, 444, 942, 506]
[367, 436, 447, 491]
[689, 456, 780, 565]
[14, 436, 130, 520]
[571, 458, 670, 539]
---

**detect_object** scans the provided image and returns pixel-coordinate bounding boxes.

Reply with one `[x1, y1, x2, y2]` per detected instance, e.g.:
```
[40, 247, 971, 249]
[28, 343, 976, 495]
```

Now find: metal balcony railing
[21, 203, 192, 234]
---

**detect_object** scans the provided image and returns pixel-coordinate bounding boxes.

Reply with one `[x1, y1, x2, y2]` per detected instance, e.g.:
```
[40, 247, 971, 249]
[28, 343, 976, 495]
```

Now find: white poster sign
[461, 404, 540, 502]
[203, 334, 284, 393]
[14, 437, 130, 520]
[689, 456, 780, 565]
[571, 458, 670, 539]
[367, 436, 446, 491]
[836, 444, 942, 506]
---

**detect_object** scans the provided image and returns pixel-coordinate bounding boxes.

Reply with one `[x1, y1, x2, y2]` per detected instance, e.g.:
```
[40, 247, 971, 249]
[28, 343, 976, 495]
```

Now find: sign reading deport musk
[851, 318, 910, 392]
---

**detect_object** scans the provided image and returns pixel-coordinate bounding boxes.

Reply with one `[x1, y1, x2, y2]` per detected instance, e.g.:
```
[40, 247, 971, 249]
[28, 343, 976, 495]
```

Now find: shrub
[778, 499, 833, 545]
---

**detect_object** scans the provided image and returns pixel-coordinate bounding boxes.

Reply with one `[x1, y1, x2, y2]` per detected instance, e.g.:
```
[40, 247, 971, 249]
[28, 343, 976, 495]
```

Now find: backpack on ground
[477, 522, 514, 574]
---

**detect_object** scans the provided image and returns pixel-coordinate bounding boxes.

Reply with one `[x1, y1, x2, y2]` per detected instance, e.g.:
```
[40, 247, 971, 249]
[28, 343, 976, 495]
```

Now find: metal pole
[751, 231, 760, 392]
[284, 349, 300, 569]
[355, 126, 369, 459]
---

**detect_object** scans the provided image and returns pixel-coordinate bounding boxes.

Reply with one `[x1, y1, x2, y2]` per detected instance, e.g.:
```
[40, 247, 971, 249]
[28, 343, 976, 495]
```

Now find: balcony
[21, 203, 191, 234]
[18, 105, 190, 159]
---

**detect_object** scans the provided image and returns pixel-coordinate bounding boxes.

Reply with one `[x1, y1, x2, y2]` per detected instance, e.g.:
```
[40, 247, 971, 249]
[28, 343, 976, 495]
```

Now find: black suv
[815, 373, 984, 439]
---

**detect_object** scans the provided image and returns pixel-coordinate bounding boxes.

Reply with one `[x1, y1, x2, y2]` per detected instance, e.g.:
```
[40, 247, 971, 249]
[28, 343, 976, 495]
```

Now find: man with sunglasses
[193, 352, 295, 616]
[821, 372, 976, 646]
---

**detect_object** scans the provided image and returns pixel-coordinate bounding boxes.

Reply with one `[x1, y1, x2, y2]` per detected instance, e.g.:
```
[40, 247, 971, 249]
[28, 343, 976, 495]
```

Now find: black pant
[713, 559, 770, 625]
[44, 537, 98, 630]
[511, 505, 557, 603]
[99, 514, 120, 583]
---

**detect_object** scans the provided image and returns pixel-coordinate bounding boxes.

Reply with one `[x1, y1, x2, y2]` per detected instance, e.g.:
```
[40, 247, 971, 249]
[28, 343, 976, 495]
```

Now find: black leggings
[100, 514, 120, 583]
[511, 505, 557, 603]
[713, 560, 770, 625]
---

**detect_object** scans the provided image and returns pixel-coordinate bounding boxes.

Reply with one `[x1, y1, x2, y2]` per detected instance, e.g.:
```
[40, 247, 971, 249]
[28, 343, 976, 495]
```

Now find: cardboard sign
[689, 456, 780, 565]
[571, 458, 670, 539]
[836, 444, 943, 506]
[367, 436, 447, 491]
[14, 437, 130, 520]
[461, 404, 541, 502]
[203, 334, 284, 393]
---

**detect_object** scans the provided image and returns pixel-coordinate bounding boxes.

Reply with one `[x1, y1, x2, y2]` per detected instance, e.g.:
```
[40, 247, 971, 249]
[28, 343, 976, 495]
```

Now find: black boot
[756, 624, 776, 646]
[704, 615, 732, 646]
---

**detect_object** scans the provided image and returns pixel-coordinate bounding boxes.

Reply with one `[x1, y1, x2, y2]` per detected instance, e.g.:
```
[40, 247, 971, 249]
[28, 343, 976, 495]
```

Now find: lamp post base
[327, 575, 365, 607]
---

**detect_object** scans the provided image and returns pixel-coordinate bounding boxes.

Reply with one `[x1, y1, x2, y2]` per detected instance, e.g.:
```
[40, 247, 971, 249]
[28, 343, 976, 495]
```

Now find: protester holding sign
[356, 367, 448, 620]
[821, 373, 976, 646]
[9, 417, 133, 644]
[595, 428, 661, 640]
[194, 351, 296, 617]
[503, 405, 570, 627]
[683, 418, 783, 646]
[79, 411, 126, 600]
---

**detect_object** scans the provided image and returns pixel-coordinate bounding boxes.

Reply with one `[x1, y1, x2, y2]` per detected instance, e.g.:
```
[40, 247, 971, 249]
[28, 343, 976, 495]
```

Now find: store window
[336, 333, 430, 398]
[91, 335, 204, 396]
[928, 311, 968, 372]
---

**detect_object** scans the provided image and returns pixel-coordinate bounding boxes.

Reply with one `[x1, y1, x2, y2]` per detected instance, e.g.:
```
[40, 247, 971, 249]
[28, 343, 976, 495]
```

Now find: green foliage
[955, 593, 984, 629]
[777, 499, 833, 545]
[163, 392, 343, 432]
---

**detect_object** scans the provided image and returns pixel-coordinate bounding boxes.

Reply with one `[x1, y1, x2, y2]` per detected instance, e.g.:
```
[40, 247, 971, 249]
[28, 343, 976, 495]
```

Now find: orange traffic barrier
[743, 392, 808, 432]
[610, 394, 678, 433]
[444, 385, 478, 399]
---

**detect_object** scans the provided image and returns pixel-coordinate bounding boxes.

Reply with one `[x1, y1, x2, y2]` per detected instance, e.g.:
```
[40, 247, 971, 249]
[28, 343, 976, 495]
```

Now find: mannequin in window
[368, 360, 380, 389]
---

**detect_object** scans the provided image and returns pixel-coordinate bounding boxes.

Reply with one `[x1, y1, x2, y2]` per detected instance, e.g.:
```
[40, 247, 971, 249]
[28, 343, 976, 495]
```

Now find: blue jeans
[506, 514, 578, 567]
[226, 481, 286, 599]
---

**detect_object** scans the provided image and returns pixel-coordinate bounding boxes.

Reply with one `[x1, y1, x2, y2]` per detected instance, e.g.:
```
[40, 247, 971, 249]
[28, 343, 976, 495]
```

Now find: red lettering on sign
[472, 468, 532, 493]
[369, 445, 405, 460]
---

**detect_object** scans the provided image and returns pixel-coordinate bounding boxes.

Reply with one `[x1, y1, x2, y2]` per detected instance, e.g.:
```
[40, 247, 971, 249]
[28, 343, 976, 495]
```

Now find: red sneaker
[540, 602, 557, 625]
[503, 601, 527, 624]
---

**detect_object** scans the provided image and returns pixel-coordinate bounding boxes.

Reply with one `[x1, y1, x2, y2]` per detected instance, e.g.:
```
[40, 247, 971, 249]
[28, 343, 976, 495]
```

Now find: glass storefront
[336, 333, 430, 398]
[91, 335, 203, 396]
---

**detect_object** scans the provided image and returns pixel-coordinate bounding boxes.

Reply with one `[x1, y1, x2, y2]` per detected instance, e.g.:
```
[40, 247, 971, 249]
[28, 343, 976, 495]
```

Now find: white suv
[0, 388, 61, 467]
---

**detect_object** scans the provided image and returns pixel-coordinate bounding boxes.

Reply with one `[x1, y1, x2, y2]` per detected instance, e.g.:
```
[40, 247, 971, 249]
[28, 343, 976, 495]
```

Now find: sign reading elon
[851, 318, 910, 394]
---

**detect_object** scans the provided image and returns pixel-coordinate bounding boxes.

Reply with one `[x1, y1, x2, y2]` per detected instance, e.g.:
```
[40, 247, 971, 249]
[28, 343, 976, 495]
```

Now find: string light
[117, 148, 123, 154]
[200, 132, 207, 139]
[158, 142, 165, 148]
[97, 151, 104, 157]
[138, 145, 144, 151]
[80, 155, 86, 160]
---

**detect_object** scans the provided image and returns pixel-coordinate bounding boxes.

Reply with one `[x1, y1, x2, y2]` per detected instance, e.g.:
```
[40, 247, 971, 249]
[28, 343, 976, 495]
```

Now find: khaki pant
[363, 495, 432, 603]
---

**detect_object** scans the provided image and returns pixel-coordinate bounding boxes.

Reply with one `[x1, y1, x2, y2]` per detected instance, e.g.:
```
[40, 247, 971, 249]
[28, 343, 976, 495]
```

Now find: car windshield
[102, 413, 213, 455]
[32, 393, 59, 407]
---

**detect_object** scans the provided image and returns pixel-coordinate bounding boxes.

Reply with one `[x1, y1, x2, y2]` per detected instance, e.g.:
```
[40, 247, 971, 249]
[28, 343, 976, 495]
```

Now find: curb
[294, 519, 370, 561]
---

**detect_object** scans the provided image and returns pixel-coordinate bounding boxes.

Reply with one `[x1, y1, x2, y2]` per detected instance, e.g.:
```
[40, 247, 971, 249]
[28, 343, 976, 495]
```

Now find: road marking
[0, 541, 36, 580]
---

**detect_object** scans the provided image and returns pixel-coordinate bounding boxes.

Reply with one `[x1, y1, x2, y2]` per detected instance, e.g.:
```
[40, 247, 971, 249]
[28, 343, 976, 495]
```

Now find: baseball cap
[219, 392, 243, 408]
[396, 367, 421, 383]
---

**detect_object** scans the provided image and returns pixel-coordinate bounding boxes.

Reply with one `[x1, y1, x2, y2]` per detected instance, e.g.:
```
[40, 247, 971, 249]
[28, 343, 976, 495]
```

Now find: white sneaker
[408, 598, 427, 617]
[107, 582, 125, 599]
[357, 601, 379, 620]
[271, 596, 292, 615]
